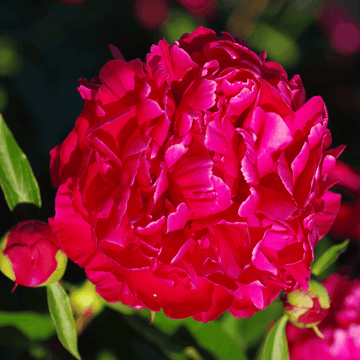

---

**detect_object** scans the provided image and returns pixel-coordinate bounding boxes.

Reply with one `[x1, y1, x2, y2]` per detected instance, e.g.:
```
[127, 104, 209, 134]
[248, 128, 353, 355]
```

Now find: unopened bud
[285, 280, 330, 337]
[0, 220, 67, 288]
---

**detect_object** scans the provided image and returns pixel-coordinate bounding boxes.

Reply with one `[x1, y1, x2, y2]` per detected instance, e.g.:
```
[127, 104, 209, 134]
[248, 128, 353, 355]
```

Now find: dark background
[1, 0, 360, 359]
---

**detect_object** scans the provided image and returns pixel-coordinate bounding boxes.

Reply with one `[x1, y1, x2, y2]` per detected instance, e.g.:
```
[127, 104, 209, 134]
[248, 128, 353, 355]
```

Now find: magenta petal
[124, 270, 214, 319]
[109, 44, 125, 61]
[258, 79, 294, 124]
[211, 175, 233, 212]
[50, 127, 83, 188]
[228, 86, 257, 117]
[100, 242, 153, 270]
[146, 39, 176, 82]
[193, 286, 234, 322]
[252, 250, 278, 275]
[321, 155, 337, 177]
[308, 123, 325, 149]
[291, 96, 326, 136]
[223, 147, 239, 178]
[248, 284, 264, 309]
[278, 242, 305, 266]
[165, 142, 188, 168]
[151, 114, 171, 147]
[154, 163, 169, 204]
[137, 98, 165, 125]
[85, 268, 124, 303]
[210, 222, 249, 279]
[99, 60, 137, 98]
[256, 112, 292, 177]
[7, 239, 59, 287]
[167, 203, 192, 233]
[49, 144, 62, 188]
[179, 26, 217, 55]
[238, 187, 260, 217]
[171, 44, 199, 80]
[239, 129, 260, 185]
[182, 78, 217, 110]
[292, 142, 310, 184]
[205, 118, 229, 153]
[137, 216, 166, 235]
[277, 153, 294, 195]
[315, 191, 341, 238]
[170, 156, 213, 191]
[175, 109, 196, 136]
[49, 180, 115, 272]
[87, 107, 137, 164]
[123, 133, 151, 158]
[257, 185, 297, 221]
[158, 231, 194, 264]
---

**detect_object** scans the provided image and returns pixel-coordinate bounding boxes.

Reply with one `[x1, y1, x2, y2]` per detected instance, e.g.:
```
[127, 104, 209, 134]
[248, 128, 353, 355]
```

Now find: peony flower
[49, 26, 343, 321]
[288, 274, 360, 359]
[0, 220, 68, 287]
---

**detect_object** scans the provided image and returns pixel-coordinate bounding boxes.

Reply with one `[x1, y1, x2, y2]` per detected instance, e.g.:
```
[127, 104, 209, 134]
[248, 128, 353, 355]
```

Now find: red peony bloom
[49, 27, 343, 321]
[0, 220, 67, 287]
[288, 274, 360, 360]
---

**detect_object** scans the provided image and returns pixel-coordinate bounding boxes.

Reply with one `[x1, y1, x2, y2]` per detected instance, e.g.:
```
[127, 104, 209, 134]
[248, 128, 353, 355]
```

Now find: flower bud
[285, 280, 331, 336]
[70, 280, 104, 317]
[0, 220, 67, 287]
[69, 280, 105, 333]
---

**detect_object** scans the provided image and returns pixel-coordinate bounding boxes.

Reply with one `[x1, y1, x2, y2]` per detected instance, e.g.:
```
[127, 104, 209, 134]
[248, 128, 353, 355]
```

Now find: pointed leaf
[47, 282, 81, 360]
[312, 239, 350, 276]
[0, 114, 41, 211]
[261, 315, 289, 360]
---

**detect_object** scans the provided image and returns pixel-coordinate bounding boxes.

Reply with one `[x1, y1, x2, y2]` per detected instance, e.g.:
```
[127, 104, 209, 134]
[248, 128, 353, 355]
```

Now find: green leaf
[0, 113, 41, 211]
[220, 300, 283, 351]
[149, 310, 248, 360]
[0, 311, 55, 340]
[261, 315, 289, 360]
[47, 282, 81, 360]
[184, 319, 248, 360]
[110, 306, 248, 360]
[312, 239, 350, 276]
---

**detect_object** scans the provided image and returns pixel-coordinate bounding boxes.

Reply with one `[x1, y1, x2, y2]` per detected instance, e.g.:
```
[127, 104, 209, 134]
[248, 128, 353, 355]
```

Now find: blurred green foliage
[0, 312, 55, 340]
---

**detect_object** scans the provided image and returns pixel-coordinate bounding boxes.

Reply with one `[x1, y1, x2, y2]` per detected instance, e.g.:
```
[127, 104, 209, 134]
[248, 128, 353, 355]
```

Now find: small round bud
[70, 280, 104, 316]
[0, 220, 68, 287]
[69, 280, 105, 333]
[285, 280, 331, 331]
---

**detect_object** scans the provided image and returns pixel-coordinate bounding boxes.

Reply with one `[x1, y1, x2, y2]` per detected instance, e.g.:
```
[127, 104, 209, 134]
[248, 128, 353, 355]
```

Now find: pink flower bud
[0, 220, 67, 287]
[285, 280, 331, 330]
